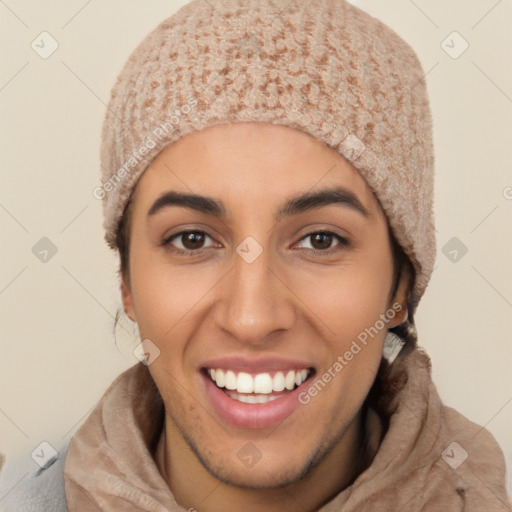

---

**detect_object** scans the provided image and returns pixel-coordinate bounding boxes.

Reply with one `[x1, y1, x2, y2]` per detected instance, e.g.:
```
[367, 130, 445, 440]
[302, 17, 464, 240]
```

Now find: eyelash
[162, 230, 350, 256]
[296, 231, 350, 255]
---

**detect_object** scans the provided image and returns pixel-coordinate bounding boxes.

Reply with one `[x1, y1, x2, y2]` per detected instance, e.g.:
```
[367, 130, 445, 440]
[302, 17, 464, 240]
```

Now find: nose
[214, 247, 296, 345]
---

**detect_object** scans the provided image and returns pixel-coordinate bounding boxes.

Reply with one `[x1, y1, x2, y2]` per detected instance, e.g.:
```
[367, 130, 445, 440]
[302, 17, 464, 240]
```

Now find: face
[121, 123, 408, 490]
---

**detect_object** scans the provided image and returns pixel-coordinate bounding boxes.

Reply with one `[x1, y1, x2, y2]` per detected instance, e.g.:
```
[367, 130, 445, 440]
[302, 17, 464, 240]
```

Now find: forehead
[133, 123, 379, 215]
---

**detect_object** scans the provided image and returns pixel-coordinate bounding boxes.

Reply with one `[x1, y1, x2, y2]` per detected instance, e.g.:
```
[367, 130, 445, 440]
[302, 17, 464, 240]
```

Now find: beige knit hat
[99, 0, 435, 313]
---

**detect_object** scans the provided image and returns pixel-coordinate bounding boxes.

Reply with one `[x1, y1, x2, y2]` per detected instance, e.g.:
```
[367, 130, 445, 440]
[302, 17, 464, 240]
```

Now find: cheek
[331, 269, 391, 341]
[290, 244, 394, 403]
[129, 242, 214, 340]
[127, 254, 213, 404]
[292, 248, 394, 342]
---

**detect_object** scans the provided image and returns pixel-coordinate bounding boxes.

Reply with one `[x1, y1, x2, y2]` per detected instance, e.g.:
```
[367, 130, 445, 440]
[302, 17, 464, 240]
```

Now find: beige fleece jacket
[64, 346, 510, 511]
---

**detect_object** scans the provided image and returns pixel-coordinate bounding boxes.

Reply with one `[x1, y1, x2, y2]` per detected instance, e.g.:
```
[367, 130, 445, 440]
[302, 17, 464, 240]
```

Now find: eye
[295, 231, 349, 253]
[164, 230, 217, 252]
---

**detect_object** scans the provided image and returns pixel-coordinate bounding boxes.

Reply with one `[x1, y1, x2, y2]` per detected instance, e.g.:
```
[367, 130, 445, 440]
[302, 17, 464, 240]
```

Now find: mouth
[205, 367, 312, 403]
[200, 363, 315, 429]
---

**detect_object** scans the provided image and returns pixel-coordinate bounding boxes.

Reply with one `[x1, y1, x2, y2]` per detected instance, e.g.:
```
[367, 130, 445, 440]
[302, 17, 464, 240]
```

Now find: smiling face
[120, 123, 409, 496]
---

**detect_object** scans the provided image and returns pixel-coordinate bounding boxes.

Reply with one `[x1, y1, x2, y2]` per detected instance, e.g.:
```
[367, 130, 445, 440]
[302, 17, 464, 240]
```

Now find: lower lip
[201, 371, 310, 430]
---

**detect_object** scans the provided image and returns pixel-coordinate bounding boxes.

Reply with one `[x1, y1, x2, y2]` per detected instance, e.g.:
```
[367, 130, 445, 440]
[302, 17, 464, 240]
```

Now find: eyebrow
[148, 191, 224, 217]
[276, 187, 369, 220]
[147, 186, 370, 220]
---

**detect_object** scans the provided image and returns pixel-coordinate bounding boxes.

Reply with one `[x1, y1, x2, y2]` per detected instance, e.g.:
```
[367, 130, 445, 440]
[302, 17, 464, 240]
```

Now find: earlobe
[121, 273, 136, 322]
[392, 306, 408, 327]
[386, 298, 408, 329]
[388, 269, 411, 328]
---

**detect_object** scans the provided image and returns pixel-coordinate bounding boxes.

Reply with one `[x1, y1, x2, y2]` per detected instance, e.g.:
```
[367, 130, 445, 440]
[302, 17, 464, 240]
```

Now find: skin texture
[121, 123, 409, 512]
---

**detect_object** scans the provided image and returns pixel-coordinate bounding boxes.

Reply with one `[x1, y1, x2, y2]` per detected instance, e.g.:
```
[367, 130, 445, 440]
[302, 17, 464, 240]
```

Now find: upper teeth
[208, 368, 310, 394]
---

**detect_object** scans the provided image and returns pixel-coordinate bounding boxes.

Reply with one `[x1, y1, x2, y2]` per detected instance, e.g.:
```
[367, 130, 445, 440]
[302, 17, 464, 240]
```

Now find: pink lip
[200, 368, 313, 430]
[201, 355, 314, 373]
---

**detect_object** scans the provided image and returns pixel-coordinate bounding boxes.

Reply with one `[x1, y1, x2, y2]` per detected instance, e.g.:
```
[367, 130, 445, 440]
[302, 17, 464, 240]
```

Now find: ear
[387, 267, 410, 328]
[121, 272, 136, 322]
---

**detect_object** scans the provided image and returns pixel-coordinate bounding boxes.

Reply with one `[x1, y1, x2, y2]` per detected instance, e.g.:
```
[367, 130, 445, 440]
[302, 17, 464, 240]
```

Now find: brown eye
[181, 231, 205, 249]
[310, 233, 333, 250]
[296, 231, 349, 253]
[164, 230, 216, 252]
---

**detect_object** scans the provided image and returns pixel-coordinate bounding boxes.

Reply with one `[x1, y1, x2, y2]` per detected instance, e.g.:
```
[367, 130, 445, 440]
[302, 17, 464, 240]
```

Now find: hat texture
[99, 0, 436, 312]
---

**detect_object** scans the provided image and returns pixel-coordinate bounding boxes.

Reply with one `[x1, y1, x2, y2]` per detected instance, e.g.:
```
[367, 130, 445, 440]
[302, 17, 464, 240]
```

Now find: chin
[205, 457, 312, 490]
[183, 432, 322, 490]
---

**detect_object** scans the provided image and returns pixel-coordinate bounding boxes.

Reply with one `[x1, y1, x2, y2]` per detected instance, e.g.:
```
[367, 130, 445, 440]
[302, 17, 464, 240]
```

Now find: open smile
[206, 368, 311, 403]
[200, 360, 315, 429]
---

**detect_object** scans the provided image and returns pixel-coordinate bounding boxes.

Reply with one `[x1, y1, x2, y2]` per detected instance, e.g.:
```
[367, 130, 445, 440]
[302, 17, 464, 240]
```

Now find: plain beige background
[1, 0, 511, 499]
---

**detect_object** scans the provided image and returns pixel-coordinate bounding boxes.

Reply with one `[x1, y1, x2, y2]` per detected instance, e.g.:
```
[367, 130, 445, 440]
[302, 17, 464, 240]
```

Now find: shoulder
[0, 443, 68, 512]
[434, 404, 511, 509]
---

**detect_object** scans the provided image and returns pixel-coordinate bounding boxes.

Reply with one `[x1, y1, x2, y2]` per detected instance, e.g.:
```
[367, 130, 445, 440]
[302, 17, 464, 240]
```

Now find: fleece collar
[64, 346, 509, 511]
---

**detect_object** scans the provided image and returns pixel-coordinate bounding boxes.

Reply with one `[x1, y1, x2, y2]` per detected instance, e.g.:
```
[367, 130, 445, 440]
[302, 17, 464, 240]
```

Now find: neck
[156, 409, 367, 512]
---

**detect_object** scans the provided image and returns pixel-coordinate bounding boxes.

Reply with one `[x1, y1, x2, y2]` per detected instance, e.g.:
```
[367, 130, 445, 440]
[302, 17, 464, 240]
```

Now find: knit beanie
[99, 0, 435, 314]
